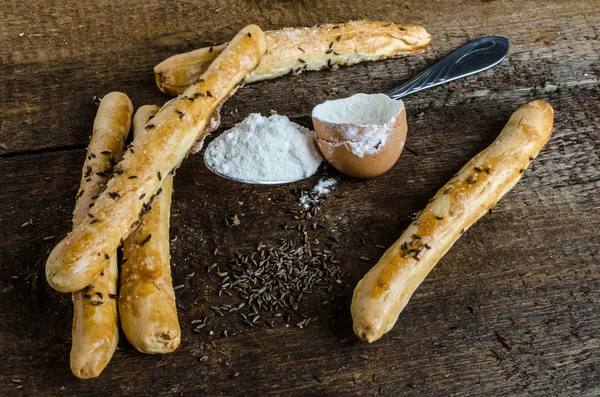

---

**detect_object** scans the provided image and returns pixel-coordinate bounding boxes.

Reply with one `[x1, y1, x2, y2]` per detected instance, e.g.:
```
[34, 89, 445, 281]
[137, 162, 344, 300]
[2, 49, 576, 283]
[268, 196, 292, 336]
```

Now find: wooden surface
[1, 1, 599, 395]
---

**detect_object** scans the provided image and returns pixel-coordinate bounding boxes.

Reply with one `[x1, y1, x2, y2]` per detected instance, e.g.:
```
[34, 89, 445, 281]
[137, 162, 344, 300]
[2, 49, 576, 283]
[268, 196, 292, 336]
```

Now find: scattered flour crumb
[313, 178, 337, 195]
[299, 194, 312, 210]
[299, 177, 338, 210]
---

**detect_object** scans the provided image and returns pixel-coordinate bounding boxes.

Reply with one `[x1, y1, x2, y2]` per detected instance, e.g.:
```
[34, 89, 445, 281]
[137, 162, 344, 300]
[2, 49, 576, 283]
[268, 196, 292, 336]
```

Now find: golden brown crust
[45, 25, 267, 293]
[72, 92, 133, 226]
[155, 43, 227, 96]
[119, 105, 180, 354]
[351, 100, 554, 343]
[71, 259, 119, 379]
[70, 92, 132, 379]
[155, 21, 431, 96]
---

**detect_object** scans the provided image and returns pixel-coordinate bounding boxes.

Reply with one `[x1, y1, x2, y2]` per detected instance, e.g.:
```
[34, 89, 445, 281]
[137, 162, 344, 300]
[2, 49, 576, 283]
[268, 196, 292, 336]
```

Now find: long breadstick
[70, 92, 133, 378]
[154, 21, 431, 96]
[119, 105, 180, 354]
[46, 25, 267, 293]
[351, 100, 554, 343]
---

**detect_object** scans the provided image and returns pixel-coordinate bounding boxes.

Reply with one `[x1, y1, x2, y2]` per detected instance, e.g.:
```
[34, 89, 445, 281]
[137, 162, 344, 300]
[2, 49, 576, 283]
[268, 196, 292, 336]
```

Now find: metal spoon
[386, 36, 509, 99]
[205, 36, 510, 184]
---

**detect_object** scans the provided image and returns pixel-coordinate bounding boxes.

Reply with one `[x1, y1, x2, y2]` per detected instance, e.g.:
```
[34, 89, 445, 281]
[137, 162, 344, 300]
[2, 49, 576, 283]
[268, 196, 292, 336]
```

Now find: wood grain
[1, 0, 599, 396]
[1, 0, 598, 154]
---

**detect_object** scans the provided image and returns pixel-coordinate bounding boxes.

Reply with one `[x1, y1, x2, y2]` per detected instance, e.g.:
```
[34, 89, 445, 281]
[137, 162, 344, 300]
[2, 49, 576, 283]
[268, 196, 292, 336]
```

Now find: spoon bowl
[203, 155, 311, 185]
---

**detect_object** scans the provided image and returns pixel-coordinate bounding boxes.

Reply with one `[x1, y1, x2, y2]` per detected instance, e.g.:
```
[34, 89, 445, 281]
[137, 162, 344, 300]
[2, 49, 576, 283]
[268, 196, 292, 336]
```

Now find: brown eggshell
[313, 104, 407, 179]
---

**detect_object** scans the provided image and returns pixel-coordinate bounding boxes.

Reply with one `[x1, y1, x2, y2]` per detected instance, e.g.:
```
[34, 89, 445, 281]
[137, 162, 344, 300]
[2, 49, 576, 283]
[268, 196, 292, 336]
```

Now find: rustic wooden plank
[2, 0, 600, 395]
[1, 84, 599, 395]
[0, 0, 598, 154]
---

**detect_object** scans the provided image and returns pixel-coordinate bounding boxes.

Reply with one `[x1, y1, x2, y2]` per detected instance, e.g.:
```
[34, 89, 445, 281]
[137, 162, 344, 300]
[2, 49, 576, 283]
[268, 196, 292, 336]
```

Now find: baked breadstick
[70, 92, 133, 378]
[119, 105, 180, 354]
[351, 100, 554, 343]
[46, 25, 267, 293]
[155, 21, 431, 96]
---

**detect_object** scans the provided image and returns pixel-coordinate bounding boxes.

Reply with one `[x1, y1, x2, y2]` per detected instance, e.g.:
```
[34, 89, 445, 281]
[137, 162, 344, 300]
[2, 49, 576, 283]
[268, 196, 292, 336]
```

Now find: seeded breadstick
[46, 25, 267, 293]
[352, 100, 554, 343]
[155, 21, 431, 96]
[119, 105, 180, 354]
[70, 92, 133, 378]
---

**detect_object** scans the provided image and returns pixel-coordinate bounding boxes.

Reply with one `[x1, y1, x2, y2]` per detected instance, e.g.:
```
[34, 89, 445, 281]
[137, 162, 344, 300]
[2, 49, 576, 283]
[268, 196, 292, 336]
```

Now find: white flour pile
[204, 114, 323, 183]
[312, 93, 404, 157]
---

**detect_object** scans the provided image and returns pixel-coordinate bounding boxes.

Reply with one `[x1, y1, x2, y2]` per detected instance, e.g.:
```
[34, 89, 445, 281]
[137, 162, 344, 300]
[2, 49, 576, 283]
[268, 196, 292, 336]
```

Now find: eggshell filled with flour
[312, 93, 407, 179]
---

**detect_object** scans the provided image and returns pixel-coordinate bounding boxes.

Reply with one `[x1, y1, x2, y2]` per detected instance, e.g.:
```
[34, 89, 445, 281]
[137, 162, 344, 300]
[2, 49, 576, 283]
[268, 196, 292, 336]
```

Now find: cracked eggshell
[312, 93, 407, 179]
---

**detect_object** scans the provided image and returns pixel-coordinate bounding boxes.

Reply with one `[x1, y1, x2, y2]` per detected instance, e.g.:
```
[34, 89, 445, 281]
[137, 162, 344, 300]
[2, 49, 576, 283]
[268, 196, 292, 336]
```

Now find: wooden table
[1, 1, 599, 395]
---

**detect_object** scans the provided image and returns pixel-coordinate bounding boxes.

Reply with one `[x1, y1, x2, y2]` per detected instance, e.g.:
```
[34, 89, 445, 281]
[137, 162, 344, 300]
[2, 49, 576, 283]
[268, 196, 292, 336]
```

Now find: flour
[204, 114, 323, 183]
[338, 124, 392, 158]
[313, 178, 337, 195]
[299, 177, 337, 210]
[298, 194, 313, 211]
[312, 93, 404, 157]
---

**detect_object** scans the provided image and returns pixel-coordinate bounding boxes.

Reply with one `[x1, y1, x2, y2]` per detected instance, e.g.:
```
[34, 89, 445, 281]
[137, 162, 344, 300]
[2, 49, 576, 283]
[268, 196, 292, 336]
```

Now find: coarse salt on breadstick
[119, 105, 180, 354]
[45, 25, 267, 293]
[351, 100, 554, 343]
[154, 21, 431, 96]
[70, 92, 133, 378]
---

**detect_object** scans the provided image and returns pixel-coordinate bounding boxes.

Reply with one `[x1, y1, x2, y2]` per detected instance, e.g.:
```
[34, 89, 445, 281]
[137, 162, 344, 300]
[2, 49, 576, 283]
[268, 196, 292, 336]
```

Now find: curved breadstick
[155, 21, 431, 96]
[46, 25, 267, 293]
[119, 105, 180, 354]
[70, 92, 133, 378]
[351, 100, 554, 343]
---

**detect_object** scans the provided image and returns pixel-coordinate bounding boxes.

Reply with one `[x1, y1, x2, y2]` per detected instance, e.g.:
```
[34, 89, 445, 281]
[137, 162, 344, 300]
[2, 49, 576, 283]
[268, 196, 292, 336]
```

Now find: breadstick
[155, 21, 431, 96]
[46, 25, 267, 293]
[351, 100, 554, 343]
[70, 92, 133, 378]
[119, 105, 180, 354]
